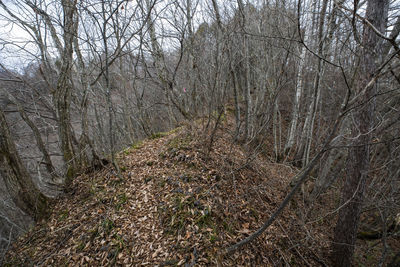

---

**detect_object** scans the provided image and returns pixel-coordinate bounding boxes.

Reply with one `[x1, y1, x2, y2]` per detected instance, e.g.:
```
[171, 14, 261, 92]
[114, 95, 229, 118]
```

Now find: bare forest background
[0, 0, 399, 265]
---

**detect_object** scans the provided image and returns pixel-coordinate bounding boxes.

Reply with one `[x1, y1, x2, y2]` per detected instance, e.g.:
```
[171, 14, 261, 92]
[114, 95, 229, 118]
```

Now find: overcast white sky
[0, 12, 35, 69]
[0, 0, 213, 70]
[0, 0, 397, 71]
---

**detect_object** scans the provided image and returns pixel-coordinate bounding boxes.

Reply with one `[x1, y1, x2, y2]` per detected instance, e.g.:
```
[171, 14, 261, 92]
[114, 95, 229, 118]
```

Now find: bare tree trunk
[310, 147, 346, 199]
[309, 0, 346, 192]
[73, 22, 100, 168]
[285, 0, 313, 155]
[230, 60, 241, 141]
[101, 1, 119, 174]
[55, 0, 79, 185]
[273, 101, 281, 161]
[184, 0, 199, 116]
[296, 0, 328, 166]
[237, 0, 251, 141]
[2, 91, 61, 182]
[0, 109, 48, 221]
[332, 0, 389, 265]
[146, 0, 176, 128]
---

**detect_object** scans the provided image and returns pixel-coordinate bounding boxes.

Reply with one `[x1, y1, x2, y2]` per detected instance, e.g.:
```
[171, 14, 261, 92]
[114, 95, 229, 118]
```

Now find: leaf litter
[4, 119, 392, 266]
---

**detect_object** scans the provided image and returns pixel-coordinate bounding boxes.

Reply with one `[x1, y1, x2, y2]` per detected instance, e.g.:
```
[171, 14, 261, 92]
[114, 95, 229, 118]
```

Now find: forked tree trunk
[332, 0, 389, 265]
[0, 109, 48, 221]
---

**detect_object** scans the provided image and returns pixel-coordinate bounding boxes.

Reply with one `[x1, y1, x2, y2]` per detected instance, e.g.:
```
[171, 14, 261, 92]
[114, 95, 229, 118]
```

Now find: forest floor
[3, 117, 399, 266]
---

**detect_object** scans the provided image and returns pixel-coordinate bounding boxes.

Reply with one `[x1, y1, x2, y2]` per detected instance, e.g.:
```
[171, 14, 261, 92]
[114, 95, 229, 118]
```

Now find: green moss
[150, 128, 179, 139]
[123, 147, 130, 155]
[211, 110, 226, 122]
[167, 134, 192, 151]
[150, 132, 164, 139]
[65, 165, 76, 187]
[131, 140, 143, 149]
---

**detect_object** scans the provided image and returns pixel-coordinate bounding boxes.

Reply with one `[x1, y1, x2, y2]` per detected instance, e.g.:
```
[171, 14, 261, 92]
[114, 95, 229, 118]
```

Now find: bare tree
[332, 0, 390, 265]
[0, 108, 47, 221]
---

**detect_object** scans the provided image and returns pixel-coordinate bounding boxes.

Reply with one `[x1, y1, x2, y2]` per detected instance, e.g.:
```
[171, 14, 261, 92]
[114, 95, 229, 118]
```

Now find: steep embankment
[4, 122, 334, 266]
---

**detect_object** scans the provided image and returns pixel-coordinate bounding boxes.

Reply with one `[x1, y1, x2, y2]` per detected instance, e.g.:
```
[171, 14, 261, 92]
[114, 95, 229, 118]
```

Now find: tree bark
[0, 109, 48, 221]
[237, 0, 252, 141]
[2, 91, 61, 182]
[296, 0, 328, 166]
[332, 0, 389, 265]
[73, 19, 100, 169]
[284, 0, 313, 155]
[55, 0, 79, 185]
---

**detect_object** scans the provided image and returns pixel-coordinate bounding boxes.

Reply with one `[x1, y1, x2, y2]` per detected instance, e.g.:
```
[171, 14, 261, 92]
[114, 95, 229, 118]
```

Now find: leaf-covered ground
[4, 120, 399, 266]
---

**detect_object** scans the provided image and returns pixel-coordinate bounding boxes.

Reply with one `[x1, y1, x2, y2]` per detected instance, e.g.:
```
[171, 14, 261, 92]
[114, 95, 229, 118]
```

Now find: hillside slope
[4, 122, 335, 266]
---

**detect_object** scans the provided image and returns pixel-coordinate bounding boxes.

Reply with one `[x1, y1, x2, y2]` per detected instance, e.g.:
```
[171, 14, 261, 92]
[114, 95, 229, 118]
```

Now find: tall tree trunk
[0, 109, 48, 221]
[237, 0, 251, 141]
[285, 0, 313, 155]
[55, 0, 78, 185]
[230, 58, 241, 141]
[332, 0, 389, 265]
[185, 0, 198, 115]
[310, 0, 346, 193]
[73, 21, 100, 168]
[145, 0, 179, 128]
[101, 2, 119, 174]
[295, 0, 328, 166]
